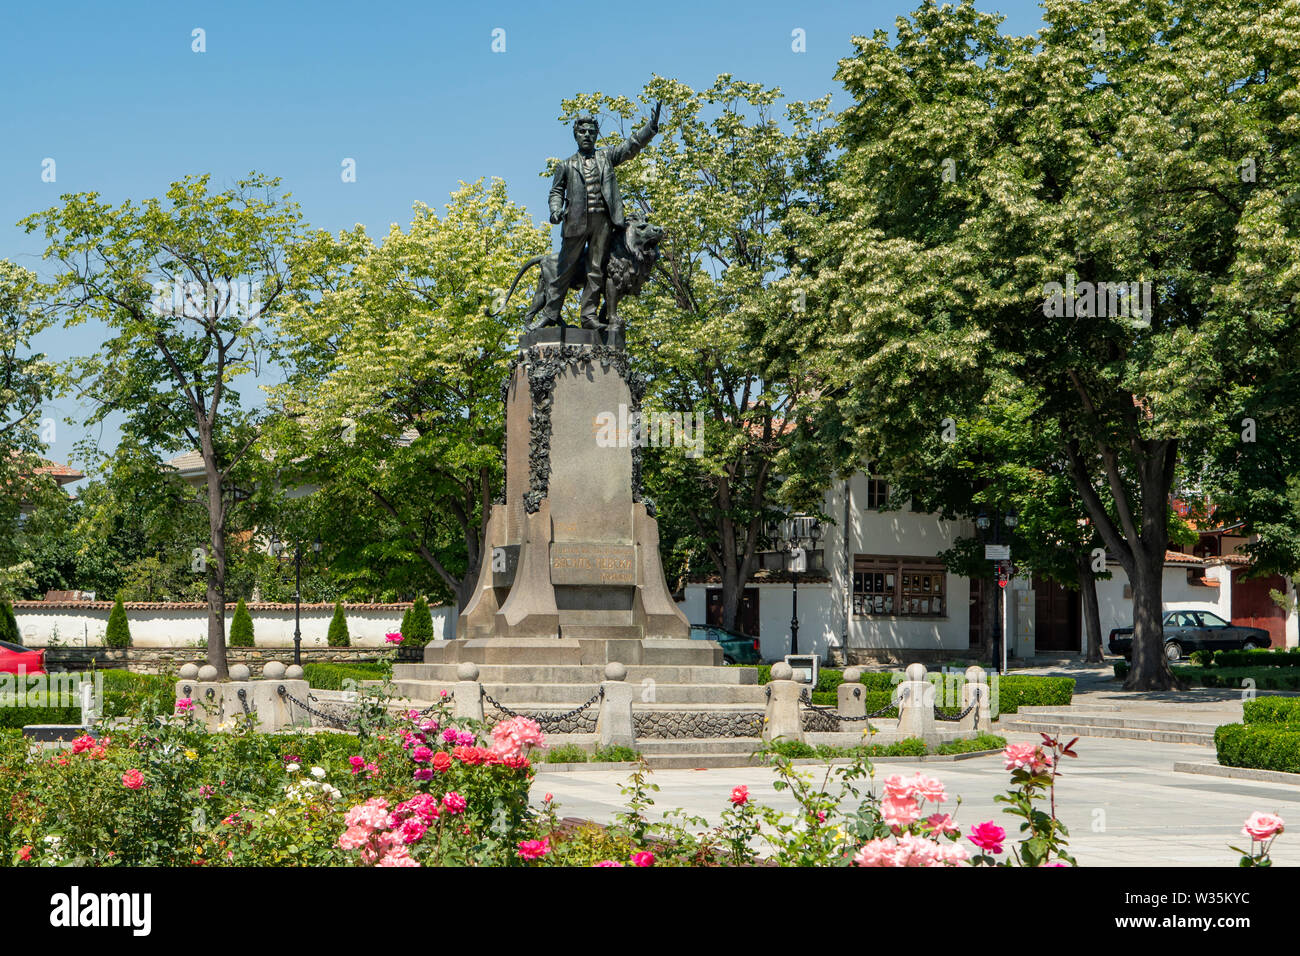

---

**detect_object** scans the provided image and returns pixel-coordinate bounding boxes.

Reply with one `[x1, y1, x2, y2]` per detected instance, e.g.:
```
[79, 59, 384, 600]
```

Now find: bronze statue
[530, 101, 662, 330]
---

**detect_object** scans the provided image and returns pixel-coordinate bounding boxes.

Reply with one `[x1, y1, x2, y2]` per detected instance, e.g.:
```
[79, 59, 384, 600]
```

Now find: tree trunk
[1124, 548, 1175, 690]
[1075, 553, 1103, 663]
[203, 452, 229, 677]
[981, 578, 998, 666]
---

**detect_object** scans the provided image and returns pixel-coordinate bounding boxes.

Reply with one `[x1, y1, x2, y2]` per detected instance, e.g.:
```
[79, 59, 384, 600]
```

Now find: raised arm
[607, 100, 662, 168]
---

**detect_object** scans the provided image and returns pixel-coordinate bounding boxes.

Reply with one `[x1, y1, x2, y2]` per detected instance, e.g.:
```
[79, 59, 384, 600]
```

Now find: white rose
[286, 763, 300, 773]
[311, 766, 326, 779]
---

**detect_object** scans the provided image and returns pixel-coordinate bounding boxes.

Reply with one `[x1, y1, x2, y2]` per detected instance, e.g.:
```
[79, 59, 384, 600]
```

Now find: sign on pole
[984, 544, 1011, 561]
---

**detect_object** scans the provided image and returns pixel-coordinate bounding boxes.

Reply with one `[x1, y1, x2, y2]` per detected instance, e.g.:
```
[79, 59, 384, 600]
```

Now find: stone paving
[531, 731, 1300, 866]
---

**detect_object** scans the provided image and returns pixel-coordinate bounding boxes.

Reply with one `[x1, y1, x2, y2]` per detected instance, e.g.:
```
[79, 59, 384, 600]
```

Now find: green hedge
[767, 733, 1006, 760]
[229, 599, 255, 647]
[301, 661, 386, 690]
[1242, 696, 1300, 726]
[1114, 660, 1300, 691]
[1215, 723, 1300, 775]
[0, 669, 174, 728]
[806, 670, 1072, 717]
[1212, 649, 1300, 669]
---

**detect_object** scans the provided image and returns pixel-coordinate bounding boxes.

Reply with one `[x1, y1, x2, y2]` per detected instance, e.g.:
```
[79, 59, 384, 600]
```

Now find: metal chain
[796, 687, 894, 721]
[277, 685, 357, 731]
[481, 686, 604, 726]
[934, 699, 978, 722]
[236, 687, 255, 728]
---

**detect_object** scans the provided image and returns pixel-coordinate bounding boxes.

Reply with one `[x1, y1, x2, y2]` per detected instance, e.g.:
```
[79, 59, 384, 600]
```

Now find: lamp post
[975, 508, 1018, 675]
[271, 534, 322, 666]
[771, 516, 824, 656]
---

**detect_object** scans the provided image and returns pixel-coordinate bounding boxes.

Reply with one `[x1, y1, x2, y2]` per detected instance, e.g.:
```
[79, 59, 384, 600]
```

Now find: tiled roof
[1163, 550, 1204, 565]
[12, 601, 435, 611]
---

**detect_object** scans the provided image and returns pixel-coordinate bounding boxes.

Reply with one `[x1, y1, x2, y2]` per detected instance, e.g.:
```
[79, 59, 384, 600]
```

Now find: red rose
[432, 751, 452, 773]
[18, 845, 33, 862]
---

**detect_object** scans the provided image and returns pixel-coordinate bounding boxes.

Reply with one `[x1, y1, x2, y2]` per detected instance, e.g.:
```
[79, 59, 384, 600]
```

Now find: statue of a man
[534, 101, 662, 329]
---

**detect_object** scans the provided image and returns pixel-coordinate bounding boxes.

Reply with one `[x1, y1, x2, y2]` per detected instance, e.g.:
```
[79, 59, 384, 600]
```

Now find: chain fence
[481, 686, 604, 728]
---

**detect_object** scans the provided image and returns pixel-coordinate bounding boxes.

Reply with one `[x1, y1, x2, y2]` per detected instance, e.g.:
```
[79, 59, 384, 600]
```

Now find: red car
[0, 641, 45, 675]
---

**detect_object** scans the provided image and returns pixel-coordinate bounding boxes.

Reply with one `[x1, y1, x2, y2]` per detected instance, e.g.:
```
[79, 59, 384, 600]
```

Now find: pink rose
[175, 698, 194, 713]
[595, 860, 624, 867]
[882, 795, 921, 829]
[517, 838, 550, 861]
[882, 773, 917, 801]
[121, 769, 144, 790]
[442, 791, 467, 814]
[413, 768, 433, 781]
[912, 774, 947, 804]
[731, 785, 749, 806]
[926, 813, 958, 836]
[968, 821, 1006, 854]
[630, 851, 655, 867]
[386, 632, 404, 644]
[1242, 812, 1285, 842]
[411, 746, 433, 763]
[853, 838, 900, 867]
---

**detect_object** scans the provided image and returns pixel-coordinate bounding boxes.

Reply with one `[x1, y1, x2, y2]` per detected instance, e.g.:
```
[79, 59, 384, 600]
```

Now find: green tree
[0, 260, 59, 580]
[269, 178, 549, 609]
[0, 600, 19, 645]
[23, 173, 304, 677]
[229, 597, 254, 647]
[104, 596, 131, 648]
[327, 600, 350, 648]
[404, 595, 434, 647]
[804, 0, 1300, 689]
[558, 76, 844, 632]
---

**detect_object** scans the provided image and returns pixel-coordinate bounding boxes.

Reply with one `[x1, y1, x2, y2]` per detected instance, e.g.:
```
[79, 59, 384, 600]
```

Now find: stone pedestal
[454, 327, 692, 654]
[762, 663, 804, 743]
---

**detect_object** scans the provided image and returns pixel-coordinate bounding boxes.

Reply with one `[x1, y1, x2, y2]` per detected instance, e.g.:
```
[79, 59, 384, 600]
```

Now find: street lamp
[271, 534, 322, 666]
[770, 515, 824, 656]
[975, 507, 1018, 675]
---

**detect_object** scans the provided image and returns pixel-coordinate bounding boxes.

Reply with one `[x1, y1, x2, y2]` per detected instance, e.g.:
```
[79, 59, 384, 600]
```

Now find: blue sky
[1, 0, 1048, 475]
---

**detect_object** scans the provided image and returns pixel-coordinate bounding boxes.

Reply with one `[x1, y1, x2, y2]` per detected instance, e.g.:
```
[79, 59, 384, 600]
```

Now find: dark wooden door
[706, 587, 759, 636]
[1032, 576, 1081, 651]
[1231, 571, 1286, 648]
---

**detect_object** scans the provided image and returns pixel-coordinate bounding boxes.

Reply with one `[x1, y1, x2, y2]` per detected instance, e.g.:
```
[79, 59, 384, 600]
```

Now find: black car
[1108, 610, 1270, 662]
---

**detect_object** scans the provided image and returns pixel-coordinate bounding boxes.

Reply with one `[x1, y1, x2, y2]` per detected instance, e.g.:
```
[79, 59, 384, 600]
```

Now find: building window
[865, 478, 888, 510]
[852, 556, 946, 617]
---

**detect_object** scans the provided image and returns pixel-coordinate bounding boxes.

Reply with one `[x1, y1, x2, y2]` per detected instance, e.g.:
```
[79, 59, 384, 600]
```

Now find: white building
[680, 472, 1300, 664]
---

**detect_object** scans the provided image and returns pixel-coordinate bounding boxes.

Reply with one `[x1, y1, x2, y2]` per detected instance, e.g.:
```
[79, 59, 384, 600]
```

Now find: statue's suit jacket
[549, 119, 656, 238]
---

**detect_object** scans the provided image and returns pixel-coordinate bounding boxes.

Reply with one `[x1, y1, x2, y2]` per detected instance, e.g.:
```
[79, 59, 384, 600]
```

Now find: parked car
[1108, 610, 1270, 662]
[689, 625, 762, 665]
[0, 640, 45, 675]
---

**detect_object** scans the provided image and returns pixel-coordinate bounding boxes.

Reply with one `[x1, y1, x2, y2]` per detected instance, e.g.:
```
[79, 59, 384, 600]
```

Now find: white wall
[12, 602, 457, 649]
[1094, 563, 1231, 640]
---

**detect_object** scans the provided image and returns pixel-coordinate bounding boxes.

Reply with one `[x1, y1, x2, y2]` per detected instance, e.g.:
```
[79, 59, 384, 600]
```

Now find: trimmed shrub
[229, 599, 254, 647]
[1243, 696, 1300, 726]
[327, 601, 350, 648]
[0, 600, 20, 645]
[104, 597, 132, 648]
[1189, 649, 1214, 667]
[404, 596, 435, 647]
[399, 604, 413, 640]
[1213, 648, 1300, 669]
[302, 661, 386, 690]
[545, 743, 589, 764]
[592, 744, 641, 762]
[1215, 723, 1300, 775]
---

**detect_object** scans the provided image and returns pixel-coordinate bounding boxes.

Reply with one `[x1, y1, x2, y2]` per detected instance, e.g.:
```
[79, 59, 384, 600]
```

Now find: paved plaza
[532, 731, 1300, 866]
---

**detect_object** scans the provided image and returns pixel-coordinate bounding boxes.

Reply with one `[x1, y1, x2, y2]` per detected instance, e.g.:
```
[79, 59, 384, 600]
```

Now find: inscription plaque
[550, 542, 637, 586]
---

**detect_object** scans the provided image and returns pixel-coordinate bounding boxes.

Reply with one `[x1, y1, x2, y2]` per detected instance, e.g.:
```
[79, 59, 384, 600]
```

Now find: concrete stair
[539, 735, 764, 770]
[999, 706, 1221, 745]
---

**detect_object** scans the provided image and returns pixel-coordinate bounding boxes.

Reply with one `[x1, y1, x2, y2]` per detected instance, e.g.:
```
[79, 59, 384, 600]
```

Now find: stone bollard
[596, 662, 635, 749]
[762, 661, 804, 743]
[959, 665, 993, 734]
[452, 662, 485, 723]
[251, 680, 312, 732]
[896, 662, 937, 742]
[837, 666, 867, 732]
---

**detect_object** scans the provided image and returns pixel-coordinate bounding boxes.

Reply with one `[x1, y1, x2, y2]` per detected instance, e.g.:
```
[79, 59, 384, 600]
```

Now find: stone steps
[999, 708, 1220, 745]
